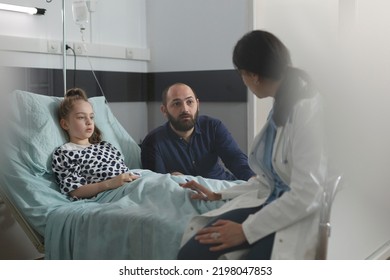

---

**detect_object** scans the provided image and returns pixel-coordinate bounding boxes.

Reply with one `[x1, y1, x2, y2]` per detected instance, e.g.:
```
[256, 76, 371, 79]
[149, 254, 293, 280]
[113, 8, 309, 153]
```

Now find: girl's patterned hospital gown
[52, 141, 130, 198]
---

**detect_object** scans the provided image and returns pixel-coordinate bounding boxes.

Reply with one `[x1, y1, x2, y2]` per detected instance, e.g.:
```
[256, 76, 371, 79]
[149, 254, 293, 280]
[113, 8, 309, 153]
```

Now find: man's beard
[167, 110, 198, 132]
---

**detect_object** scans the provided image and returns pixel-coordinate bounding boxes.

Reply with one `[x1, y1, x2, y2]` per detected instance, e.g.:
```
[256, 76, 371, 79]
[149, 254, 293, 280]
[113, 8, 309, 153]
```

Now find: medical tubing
[80, 28, 106, 99]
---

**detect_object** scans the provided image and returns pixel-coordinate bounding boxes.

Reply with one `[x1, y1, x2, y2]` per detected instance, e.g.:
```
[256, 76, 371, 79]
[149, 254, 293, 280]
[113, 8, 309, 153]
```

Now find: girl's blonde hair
[59, 88, 102, 144]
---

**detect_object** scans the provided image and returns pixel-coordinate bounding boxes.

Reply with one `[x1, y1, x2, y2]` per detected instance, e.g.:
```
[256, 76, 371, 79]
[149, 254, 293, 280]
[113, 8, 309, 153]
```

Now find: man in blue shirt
[141, 83, 255, 181]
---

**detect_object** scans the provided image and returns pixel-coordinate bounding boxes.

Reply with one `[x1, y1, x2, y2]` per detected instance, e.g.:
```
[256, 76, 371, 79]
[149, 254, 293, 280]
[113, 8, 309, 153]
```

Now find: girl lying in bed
[52, 88, 140, 201]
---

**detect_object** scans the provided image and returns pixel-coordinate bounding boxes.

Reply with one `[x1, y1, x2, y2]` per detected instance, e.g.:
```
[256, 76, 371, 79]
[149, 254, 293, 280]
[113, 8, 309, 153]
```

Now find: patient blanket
[45, 171, 236, 259]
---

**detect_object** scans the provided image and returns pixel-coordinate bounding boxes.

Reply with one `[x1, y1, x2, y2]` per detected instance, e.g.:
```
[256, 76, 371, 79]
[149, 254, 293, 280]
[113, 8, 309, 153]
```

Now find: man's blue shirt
[141, 115, 255, 181]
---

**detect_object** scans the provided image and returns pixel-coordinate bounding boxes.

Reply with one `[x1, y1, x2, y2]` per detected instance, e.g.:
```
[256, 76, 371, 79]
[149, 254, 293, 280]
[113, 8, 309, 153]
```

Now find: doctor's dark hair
[59, 88, 102, 144]
[233, 30, 292, 80]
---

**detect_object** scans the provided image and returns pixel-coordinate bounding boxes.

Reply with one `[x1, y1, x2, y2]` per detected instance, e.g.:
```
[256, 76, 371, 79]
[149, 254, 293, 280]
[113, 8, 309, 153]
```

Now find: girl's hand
[195, 220, 247, 251]
[180, 180, 222, 201]
[107, 173, 139, 190]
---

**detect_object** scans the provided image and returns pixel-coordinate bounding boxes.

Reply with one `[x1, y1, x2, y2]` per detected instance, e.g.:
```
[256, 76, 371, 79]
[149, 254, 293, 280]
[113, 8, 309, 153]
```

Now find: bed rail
[0, 186, 45, 254]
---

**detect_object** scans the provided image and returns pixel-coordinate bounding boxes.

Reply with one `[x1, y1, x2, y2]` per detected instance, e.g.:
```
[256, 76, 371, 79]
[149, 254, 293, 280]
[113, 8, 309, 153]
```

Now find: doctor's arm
[180, 175, 260, 201]
[180, 180, 222, 201]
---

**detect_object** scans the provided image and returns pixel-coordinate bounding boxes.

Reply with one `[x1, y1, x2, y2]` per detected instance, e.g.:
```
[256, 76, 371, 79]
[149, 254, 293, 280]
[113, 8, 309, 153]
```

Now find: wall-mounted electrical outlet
[125, 48, 133, 59]
[73, 42, 85, 55]
[47, 40, 61, 54]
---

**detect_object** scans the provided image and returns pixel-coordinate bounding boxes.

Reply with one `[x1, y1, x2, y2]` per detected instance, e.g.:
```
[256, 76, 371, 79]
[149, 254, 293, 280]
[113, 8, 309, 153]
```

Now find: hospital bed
[0, 90, 340, 259]
[0, 90, 241, 259]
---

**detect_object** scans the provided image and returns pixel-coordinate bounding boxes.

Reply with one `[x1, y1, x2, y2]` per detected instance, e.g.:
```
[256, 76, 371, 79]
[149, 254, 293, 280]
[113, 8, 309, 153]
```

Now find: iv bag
[72, 0, 89, 27]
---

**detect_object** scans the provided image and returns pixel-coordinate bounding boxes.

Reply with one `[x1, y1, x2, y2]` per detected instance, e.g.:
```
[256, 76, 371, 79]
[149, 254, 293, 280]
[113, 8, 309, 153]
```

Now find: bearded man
[141, 83, 254, 181]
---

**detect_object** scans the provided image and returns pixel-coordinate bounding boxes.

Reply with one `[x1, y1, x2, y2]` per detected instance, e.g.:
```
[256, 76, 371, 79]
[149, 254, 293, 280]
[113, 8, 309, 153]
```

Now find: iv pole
[62, 0, 66, 95]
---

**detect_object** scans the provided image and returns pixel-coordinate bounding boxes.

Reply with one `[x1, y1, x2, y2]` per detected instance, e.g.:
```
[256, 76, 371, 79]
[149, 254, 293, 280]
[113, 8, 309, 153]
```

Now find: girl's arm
[69, 173, 139, 199]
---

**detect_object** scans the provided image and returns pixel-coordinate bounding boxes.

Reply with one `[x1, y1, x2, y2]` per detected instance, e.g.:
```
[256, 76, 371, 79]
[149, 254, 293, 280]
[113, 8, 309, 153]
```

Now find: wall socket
[125, 48, 133, 59]
[73, 42, 85, 55]
[47, 40, 61, 54]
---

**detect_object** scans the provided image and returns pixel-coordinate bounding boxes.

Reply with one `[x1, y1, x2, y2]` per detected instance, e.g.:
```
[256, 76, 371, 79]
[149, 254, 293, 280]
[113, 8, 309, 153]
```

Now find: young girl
[52, 88, 139, 200]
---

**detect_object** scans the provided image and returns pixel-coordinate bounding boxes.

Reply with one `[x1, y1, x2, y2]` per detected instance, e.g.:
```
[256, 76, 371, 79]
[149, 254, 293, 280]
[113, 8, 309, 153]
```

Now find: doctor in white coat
[178, 30, 328, 260]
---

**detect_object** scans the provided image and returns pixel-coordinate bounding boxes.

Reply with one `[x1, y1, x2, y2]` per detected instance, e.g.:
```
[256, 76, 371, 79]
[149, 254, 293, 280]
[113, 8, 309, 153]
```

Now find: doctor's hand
[180, 180, 222, 201]
[195, 220, 247, 252]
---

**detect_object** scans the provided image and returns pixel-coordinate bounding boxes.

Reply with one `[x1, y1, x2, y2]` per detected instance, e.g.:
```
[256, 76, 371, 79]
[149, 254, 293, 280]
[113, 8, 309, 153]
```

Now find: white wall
[327, 0, 390, 259]
[146, 0, 252, 72]
[254, 0, 390, 259]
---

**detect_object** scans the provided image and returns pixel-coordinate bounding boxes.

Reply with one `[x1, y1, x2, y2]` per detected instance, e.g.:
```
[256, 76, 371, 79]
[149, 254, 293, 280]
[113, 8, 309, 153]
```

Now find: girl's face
[60, 100, 95, 145]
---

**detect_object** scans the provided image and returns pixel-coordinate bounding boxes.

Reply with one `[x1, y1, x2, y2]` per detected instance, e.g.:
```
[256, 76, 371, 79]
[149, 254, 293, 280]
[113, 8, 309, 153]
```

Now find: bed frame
[0, 188, 45, 254]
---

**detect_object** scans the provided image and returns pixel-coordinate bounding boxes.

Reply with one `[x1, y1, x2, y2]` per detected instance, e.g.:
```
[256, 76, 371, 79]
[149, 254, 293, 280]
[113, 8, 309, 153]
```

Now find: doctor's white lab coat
[180, 93, 327, 259]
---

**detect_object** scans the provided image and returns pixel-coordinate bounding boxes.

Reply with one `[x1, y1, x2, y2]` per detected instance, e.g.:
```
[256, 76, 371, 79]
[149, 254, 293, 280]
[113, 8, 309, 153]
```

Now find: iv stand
[62, 0, 66, 95]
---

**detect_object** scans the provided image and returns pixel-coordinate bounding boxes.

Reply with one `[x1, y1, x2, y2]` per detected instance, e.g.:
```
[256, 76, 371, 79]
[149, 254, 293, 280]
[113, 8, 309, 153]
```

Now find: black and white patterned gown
[52, 141, 130, 198]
